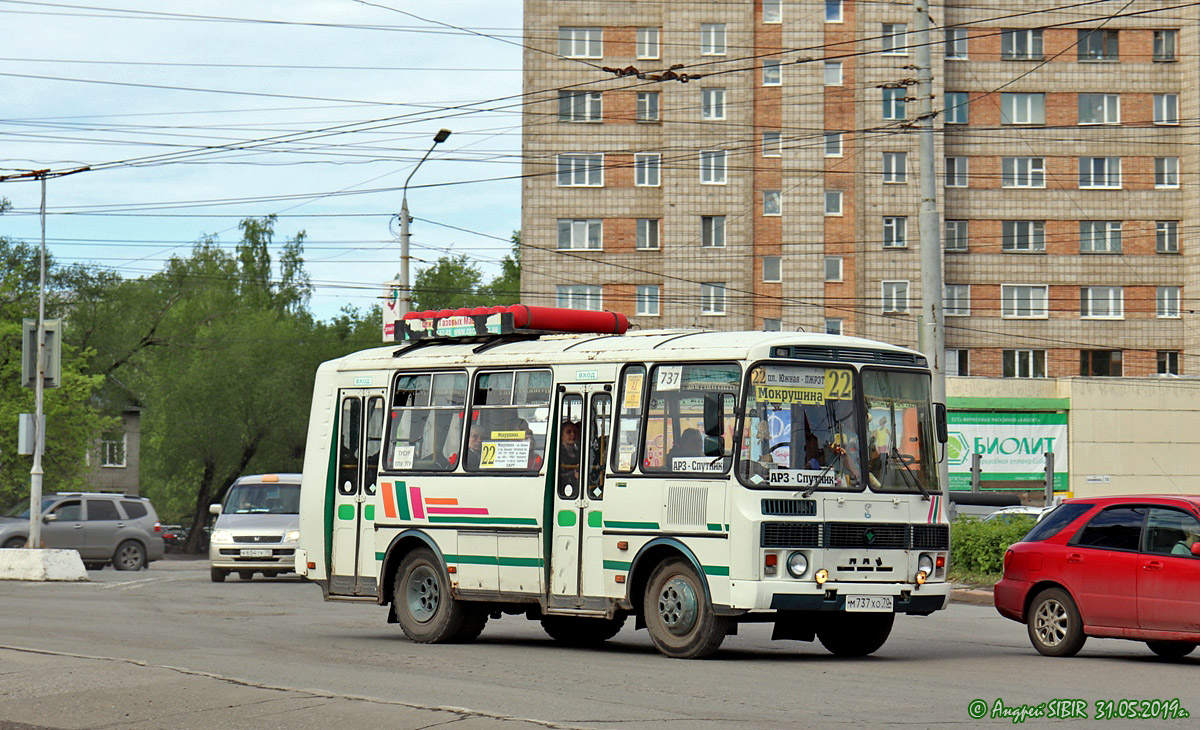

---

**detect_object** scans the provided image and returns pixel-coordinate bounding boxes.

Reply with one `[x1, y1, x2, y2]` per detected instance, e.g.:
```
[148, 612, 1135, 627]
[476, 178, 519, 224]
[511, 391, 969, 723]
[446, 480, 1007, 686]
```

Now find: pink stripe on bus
[410, 487, 425, 519]
[426, 507, 490, 516]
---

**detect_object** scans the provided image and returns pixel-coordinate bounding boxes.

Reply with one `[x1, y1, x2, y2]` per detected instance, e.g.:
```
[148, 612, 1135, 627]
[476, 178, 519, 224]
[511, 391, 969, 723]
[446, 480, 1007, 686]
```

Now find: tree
[477, 230, 521, 305]
[411, 254, 486, 311]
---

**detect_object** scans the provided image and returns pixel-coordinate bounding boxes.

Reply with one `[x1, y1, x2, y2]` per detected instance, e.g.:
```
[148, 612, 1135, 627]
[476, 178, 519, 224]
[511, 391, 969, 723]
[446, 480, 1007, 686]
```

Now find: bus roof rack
[395, 305, 629, 344]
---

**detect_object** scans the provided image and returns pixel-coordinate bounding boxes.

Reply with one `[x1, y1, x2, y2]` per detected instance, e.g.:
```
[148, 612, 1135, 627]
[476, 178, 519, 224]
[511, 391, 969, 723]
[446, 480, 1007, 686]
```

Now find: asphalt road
[1, 559, 1196, 729]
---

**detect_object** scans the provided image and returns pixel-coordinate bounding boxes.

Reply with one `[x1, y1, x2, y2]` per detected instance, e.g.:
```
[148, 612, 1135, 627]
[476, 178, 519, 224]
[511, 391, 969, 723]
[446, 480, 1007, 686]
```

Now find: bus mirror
[703, 393, 722, 438]
[934, 403, 948, 444]
[703, 435, 725, 457]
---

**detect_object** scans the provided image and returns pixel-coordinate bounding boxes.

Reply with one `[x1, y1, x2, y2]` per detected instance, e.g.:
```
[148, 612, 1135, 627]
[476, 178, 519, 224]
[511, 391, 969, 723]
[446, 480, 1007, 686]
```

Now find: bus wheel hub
[657, 577, 698, 634]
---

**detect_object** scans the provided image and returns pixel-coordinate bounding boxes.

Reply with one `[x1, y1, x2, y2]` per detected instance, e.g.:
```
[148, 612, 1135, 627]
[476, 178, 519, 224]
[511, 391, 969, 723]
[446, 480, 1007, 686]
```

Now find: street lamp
[397, 128, 452, 316]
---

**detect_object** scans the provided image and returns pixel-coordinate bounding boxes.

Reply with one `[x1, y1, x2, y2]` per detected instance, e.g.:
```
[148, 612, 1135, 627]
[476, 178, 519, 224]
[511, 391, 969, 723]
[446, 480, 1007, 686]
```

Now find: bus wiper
[802, 446, 844, 499]
[890, 447, 929, 501]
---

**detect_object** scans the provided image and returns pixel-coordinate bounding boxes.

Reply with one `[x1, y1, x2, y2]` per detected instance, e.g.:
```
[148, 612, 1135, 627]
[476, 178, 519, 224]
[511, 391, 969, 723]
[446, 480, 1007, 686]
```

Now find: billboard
[947, 411, 1068, 491]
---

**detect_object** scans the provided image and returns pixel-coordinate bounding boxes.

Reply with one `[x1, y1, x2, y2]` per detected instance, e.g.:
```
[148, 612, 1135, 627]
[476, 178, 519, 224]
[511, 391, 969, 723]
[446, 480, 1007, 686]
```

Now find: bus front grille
[825, 523, 908, 550]
[761, 522, 820, 548]
[911, 524, 950, 550]
[761, 499, 816, 516]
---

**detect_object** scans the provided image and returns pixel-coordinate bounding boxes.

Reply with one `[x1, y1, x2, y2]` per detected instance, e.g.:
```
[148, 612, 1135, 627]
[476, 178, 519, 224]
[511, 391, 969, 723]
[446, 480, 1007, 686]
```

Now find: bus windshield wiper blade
[890, 447, 929, 501]
[802, 447, 844, 498]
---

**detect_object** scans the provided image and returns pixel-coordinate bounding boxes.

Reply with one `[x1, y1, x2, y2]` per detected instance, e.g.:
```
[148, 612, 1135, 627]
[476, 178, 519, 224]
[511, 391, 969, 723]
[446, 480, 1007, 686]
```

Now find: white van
[208, 473, 301, 582]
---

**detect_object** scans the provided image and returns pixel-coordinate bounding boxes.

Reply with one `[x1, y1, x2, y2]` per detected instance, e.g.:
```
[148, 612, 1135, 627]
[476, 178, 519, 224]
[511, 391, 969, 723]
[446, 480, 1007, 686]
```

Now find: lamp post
[398, 128, 451, 316]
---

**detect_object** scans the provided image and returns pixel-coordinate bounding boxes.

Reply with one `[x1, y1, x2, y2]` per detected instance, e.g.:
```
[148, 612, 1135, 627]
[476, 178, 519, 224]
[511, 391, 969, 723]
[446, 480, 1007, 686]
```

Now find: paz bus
[296, 305, 950, 659]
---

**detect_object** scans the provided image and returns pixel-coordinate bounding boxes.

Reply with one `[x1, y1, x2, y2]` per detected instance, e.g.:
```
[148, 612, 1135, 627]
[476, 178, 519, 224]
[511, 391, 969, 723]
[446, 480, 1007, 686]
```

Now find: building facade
[521, 1, 1198, 377]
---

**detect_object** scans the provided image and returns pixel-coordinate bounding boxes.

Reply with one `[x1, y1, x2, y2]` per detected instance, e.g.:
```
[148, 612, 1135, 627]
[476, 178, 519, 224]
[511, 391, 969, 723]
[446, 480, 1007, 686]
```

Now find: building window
[945, 28, 968, 59]
[1154, 94, 1179, 125]
[1001, 284, 1048, 318]
[883, 217, 908, 248]
[1078, 94, 1119, 125]
[825, 256, 843, 282]
[636, 27, 660, 59]
[558, 91, 602, 122]
[1080, 286, 1123, 319]
[945, 285, 970, 316]
[762, 131, 782, 157]
[1156, 221, 1179, 253]
[763, 60, 782, 86]
[100, 432, 126, 467]
[826, 0, 843, 23]
[1002, 220, 1045, 252]
[1004, 349, 1047, 378]
[701, 216, 725, 248]
[945, 220, 968, 251]
[1079, 157, 1121, 189]
[1080, 350, 1122, 377]
[1158, 350, 1180, 375]
[764, 318, 782, 332]
[557, 219, 602, 250]
[825, 318, 843, 335]
[559, 27, 602, 58]
[947, 349, 969, 376]
[824, 61, 842, 86]
[825, 190, 843, 216]
[700, 23, 726, 55]
[882, 88, 906, 120]
[1079, 221, 1122, 254]
[763, 256, 782, 283]
[882, 24, 908, 55]
[636, 92, 660, 122]
[700, 283, 726, 315]
[1001, 28, 1043, 60]
[944, 91, 968, 124]
[1155, 157, 1179, 188]
[634, 153, 660, 187]
[945, 156, 968, 187]
[1154, 30, 1177, 61]
[763, 190, 781, 216]
[763, 0, 782, 23]
[1002, 157, 1045, 188]
[882, 281, 909, 313]
[556, 154, 604, 187]
[636, 218, 660, 250]
[1157, 286, 1181, 318]
[636, 285, 660, 316]
[883, 151, 907, 183]
[1001, 93, 1045, 125]
[1078, 29, 1118, 61]
[701, 88, 726, 120]
[700, 150, 726, 184]
[824, 131, 843, 157]
[557, 284, 601, 310]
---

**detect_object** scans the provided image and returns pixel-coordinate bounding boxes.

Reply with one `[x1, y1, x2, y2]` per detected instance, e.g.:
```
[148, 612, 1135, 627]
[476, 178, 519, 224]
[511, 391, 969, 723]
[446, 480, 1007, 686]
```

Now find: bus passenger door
[330, 388, 386, 596]
[548, 386, 611, 611]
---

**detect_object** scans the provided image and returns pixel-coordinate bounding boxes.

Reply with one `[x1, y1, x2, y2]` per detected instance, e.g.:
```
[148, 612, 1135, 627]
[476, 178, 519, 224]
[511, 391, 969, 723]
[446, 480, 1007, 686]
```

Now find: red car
[994, 495, 1200, 658]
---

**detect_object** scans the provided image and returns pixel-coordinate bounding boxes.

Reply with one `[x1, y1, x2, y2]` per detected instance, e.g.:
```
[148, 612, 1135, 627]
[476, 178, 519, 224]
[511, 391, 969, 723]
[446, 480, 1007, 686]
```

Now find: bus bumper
[731, 580, 950, 615]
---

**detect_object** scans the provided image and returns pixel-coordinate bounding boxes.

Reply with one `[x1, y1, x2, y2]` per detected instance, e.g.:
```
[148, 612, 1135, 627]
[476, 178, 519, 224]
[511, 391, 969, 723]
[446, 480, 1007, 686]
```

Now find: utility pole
[914, 0, 949, 498]
[397, 129, 452, 316]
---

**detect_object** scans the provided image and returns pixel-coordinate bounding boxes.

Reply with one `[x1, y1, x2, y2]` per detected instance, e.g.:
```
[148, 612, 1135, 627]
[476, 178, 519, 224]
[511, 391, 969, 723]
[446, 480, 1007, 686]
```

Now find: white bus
[297, 306, 950, 659]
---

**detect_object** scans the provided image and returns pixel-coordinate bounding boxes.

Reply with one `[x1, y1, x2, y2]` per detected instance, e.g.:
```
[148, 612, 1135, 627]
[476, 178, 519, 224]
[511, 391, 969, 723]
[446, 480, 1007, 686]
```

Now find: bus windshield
[862, 369, 940, 494]
[738, 364, 863, 491]
[224, 483, 301, 514]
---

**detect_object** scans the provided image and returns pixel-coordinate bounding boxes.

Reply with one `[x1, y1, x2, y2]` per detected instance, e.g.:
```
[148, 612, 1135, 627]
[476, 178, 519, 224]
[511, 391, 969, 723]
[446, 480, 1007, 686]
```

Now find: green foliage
[412, 230, 522, 309]
[950, 515, 1037, 578]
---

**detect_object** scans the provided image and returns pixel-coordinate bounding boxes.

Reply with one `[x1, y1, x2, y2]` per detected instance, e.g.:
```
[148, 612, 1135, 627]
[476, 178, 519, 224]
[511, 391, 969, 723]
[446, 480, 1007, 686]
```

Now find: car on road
[981, 505, 1052, 523]
[994, 495, 1200, 659]
[0, 492, 165, 570]
[208, 473, 300, 582]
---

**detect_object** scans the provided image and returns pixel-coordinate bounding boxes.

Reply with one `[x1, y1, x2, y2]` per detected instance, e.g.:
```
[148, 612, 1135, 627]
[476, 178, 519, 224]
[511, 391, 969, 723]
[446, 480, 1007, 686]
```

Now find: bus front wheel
[394, 548, 487, 643]
[817, 612, 894, 657]
[643, 558, 729, 659]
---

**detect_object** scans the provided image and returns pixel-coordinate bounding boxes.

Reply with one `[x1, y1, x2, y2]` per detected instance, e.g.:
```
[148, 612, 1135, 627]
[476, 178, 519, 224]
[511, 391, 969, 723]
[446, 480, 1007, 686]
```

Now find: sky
[0, 0, 524, 320]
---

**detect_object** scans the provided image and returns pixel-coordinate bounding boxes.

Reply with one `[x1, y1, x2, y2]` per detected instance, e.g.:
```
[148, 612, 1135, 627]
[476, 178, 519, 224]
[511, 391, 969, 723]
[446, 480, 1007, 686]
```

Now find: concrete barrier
[0, 549, 88, 581]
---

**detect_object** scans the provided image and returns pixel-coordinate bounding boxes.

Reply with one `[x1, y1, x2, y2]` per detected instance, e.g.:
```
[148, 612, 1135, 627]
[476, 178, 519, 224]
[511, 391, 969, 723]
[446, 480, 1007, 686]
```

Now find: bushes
[950, 515, 1037, 577]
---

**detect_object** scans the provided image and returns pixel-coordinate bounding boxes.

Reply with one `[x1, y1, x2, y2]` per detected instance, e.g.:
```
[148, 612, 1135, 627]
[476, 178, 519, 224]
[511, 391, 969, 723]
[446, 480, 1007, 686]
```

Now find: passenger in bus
[509, 418, 543, 470]
[559, 422, 581, 487]
[465, 428, 483, 470]
[804, 433, 822, 470]
[867, 440, 885, 488]
[668, 428, 704, 461]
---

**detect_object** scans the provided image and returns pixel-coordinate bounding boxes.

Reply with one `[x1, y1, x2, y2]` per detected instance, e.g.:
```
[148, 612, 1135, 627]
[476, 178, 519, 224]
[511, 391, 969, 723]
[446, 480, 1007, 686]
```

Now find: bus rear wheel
[643, 558, 728, 659]
[394, 548, 487, 643]
[541, 614, 626, 646]
[817, 612, 894, 657]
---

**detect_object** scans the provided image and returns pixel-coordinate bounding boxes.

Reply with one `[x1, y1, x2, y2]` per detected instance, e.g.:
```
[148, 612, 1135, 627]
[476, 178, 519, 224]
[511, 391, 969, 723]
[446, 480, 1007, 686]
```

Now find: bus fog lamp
[814, 568, 828, 585]
[786, 552, 808, 578]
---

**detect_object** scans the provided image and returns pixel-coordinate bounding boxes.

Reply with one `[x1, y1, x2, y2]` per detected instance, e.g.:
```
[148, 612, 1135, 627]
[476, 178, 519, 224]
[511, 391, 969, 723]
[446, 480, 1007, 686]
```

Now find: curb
[950, 588, 993, 606]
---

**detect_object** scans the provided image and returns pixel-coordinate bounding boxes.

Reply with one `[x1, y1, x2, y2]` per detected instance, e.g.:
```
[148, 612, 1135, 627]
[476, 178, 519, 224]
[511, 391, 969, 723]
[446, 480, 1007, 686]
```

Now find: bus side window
[465, 369, 551, 472]
[338, 396, 361, 495]
[612, 365, 645, 473]
[385, 372, 466, 472]
[588, 393, 611, 499]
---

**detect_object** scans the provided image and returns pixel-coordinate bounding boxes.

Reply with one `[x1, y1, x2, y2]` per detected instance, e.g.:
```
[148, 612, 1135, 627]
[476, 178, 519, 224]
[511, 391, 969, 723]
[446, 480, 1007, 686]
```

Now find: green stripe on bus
[557, 510, 577, 527]
[338, 504, 355, 521]
[428, 516, 539, 526]
[587, 511, 602, 528]
[394, 481, 410, 521]
[375, 552, 385, 561]
[364, 504, 375, 521]
[445, 554, 544, 567]
[603, 560, 632, 571]
[604, 520, 660, 530]
[703, 565, 730, 576]
[707, 523, 722, 531]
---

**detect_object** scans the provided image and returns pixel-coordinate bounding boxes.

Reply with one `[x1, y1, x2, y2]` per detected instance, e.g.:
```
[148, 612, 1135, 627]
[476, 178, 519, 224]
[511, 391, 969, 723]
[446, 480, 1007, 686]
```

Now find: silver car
[0, 492, 165, 570]
[208, 474, 300, 582]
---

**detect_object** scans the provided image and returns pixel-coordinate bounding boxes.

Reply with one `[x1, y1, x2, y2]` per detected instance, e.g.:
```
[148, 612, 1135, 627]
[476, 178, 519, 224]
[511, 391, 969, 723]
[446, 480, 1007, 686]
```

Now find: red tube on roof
[506, 305, 627, 334]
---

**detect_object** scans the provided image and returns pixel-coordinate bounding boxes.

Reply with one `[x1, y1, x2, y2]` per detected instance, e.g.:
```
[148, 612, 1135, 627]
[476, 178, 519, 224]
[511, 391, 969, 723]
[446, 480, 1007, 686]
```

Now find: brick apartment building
[520, 1, 1197, 377]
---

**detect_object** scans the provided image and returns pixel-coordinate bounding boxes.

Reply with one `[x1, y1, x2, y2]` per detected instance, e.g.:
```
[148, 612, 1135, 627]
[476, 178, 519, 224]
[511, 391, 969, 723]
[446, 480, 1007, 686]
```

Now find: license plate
[845, 595, 893, 612]
[239, 549, 272, 558]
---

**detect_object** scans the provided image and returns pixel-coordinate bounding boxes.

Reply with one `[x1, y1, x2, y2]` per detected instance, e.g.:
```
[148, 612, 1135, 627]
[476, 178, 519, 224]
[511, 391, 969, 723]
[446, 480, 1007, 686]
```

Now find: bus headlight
[814, 568, 829, 585]
[786, 552, 808, 578]
[918, 554, 934, 575]
[211, 530, 232, 543]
